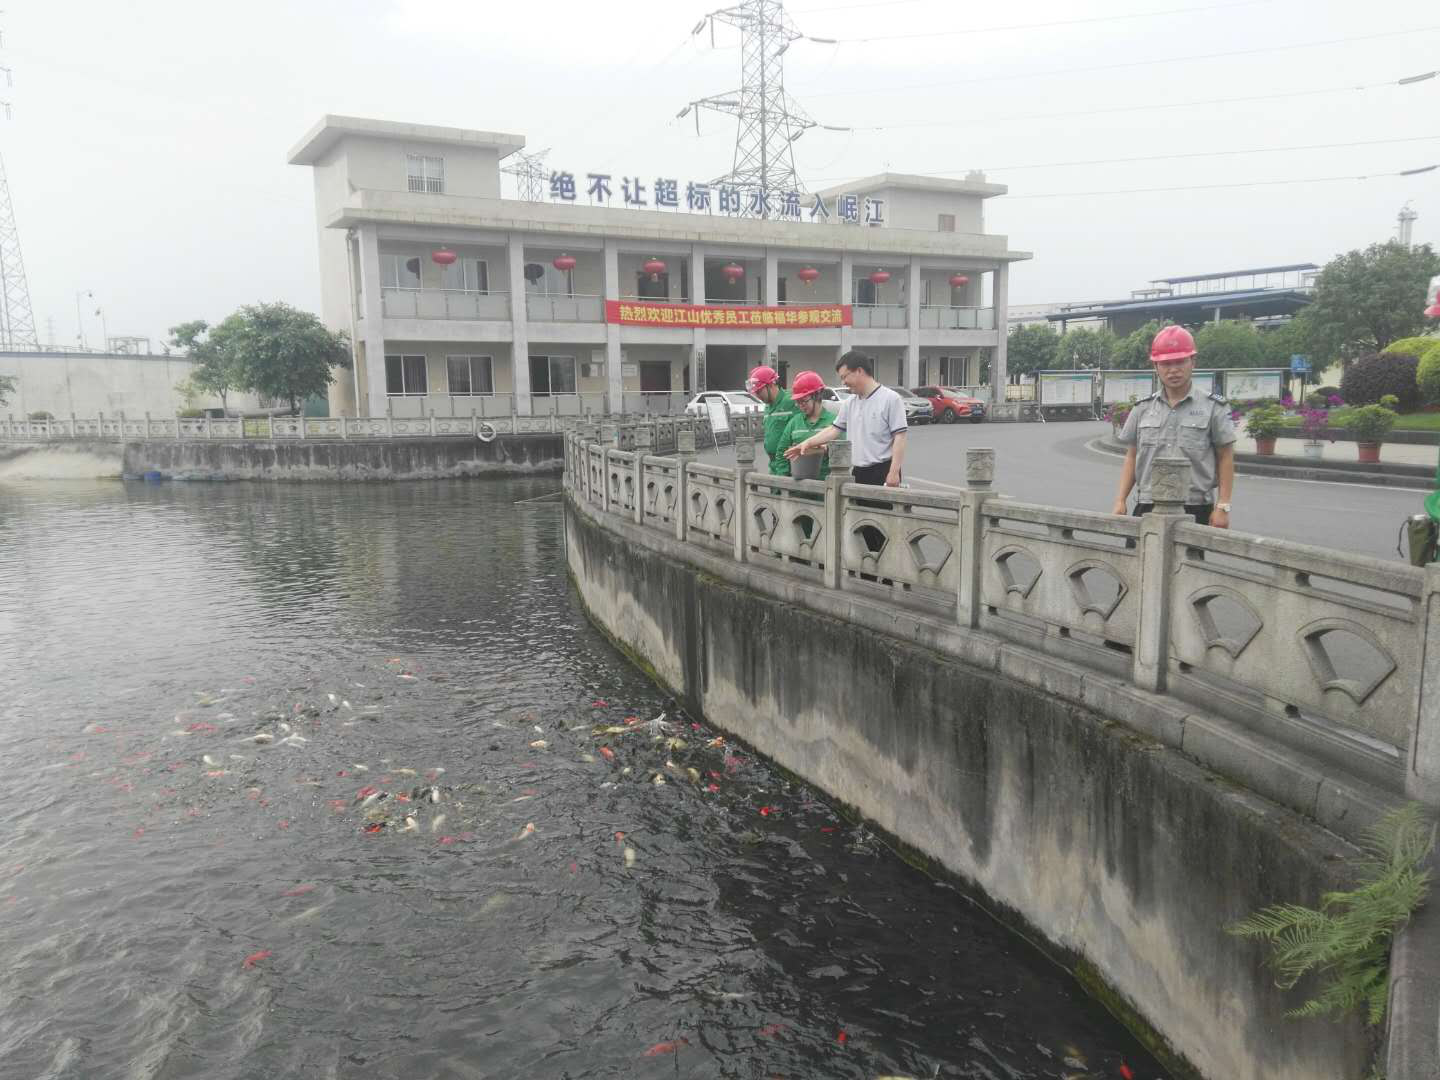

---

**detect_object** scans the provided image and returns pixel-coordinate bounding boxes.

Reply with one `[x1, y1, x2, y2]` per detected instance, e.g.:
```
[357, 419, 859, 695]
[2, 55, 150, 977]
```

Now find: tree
[168, 319, 244, 413]
[1054, 326, 1115, 370]
[1005, 322, 1059, 378]
[224, 302, 351, 414]
[1112, 319, 1174, 368]
[1195, 320, 1265, 369]
[1259, 315, 1314, 370]
[1303, 241, 1440, 359]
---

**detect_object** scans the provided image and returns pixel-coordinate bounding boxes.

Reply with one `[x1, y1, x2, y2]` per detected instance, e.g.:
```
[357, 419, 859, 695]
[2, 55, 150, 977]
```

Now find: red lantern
[643, 258, 667, 282]
[722, 262, 744, 284]
[949, 273, 969, 288]
[869, 269, 890, 285]
[431, 248, 458, 266]
[553, 254, 577, 272]
[797, 267, 820, 286]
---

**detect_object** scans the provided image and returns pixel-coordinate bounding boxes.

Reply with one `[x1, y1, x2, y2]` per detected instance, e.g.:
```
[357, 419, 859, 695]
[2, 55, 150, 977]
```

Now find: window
[921, 280, 932, 306]
[636, 271, 669, 300]
[527, 264, 573, 296]
[446, 355, 494, 396]
[406, 154, 445, 193]
[441, 259, 488, 293]
[529, 354, 577, 395]
[938, 213, 956, 232]
[382, 253, 422, 290]
[385, 354, 428, 395]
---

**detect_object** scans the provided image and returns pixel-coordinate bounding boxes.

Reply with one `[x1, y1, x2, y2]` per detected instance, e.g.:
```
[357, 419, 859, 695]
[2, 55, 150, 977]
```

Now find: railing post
[633, 424, 651, 526]
[733, 435, 755, 563]
[1411, 564, 1440, 806]
[429, 409, 437, 437]
[1133, 452, 1190, 693]
[823, 438, 853, 590]
[958, 447, 995, 628]
[675, 428, 696, 542]
[118, 411, 126, 440]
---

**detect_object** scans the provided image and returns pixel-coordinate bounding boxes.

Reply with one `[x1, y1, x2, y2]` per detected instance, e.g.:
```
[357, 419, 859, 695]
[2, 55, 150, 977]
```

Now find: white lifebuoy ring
[476, 422, 498, 443]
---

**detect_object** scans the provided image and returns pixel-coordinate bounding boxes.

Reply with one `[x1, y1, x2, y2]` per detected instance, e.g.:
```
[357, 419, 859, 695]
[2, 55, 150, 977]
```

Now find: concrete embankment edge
[0, 437, 564, 480]
[565, 493, 1379, 1080]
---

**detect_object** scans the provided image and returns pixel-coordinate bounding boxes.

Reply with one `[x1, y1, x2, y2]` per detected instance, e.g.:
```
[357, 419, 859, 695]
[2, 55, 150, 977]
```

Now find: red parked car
[910, 386, 987, 423]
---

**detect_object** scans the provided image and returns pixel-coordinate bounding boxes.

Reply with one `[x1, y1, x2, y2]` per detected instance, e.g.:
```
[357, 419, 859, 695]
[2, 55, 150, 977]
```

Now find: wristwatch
[1215, 502, 1232, 513]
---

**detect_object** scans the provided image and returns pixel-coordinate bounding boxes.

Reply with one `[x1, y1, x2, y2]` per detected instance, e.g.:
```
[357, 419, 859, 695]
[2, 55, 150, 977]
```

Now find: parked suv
[910, 386, 987, 424]
[894, 386, 934, 425]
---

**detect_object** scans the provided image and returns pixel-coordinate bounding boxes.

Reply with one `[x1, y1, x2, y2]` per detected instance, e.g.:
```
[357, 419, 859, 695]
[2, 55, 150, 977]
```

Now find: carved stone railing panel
[745, 475, 828, 568]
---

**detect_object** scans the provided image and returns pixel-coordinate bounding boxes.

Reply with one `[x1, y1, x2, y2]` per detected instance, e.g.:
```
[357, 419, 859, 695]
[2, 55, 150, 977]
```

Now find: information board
[1038, 372, 1095, 405]
[1192, 371, 1217, 396]
[1101, 372, 1154, 404]
[1224, 371, 1284, 401]
[705, 400, 731, 434]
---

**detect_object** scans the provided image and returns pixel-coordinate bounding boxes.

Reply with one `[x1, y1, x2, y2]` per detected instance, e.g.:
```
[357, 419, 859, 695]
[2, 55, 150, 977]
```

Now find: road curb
[1089, 437, 1434, 491]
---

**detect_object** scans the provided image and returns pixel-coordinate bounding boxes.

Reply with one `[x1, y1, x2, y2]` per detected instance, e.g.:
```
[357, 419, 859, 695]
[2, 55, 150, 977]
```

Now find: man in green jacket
[747, 364, 797, 475]
[777, 370, 838, 480]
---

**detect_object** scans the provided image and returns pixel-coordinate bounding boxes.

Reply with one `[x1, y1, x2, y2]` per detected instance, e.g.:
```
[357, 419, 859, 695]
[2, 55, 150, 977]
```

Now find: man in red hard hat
[776, 370, 838, 479]
[746, 364, 797, 476]
[1111, 325, 1235, 528]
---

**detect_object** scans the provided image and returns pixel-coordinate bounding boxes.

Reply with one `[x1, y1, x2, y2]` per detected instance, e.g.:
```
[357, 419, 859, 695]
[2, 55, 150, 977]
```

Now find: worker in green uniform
[747, 364, 797, 475]
[777, 370, 838, 480]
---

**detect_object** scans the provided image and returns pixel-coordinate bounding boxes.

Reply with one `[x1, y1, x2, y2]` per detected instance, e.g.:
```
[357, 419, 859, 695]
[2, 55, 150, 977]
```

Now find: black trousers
[1132, 503, 1213, 526]
[852, 459, 896, 486]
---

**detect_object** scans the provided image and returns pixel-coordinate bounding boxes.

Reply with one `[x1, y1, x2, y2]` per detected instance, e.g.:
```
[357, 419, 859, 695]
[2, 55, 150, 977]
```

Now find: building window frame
[381, 253, 423, 291]
[385, 353, 429, 396]
[446, 355, 494, 396]
[938, 212, 956, 232]
[441, 259, 489, 294]
[406, 154, 445, 194]
[530, 354, 577, 395]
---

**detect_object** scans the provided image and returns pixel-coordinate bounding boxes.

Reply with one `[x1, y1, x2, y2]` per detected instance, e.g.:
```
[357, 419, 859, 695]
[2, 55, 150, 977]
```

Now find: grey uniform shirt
[833, 384, 907, 467]
[1117, 388, 1236, 504]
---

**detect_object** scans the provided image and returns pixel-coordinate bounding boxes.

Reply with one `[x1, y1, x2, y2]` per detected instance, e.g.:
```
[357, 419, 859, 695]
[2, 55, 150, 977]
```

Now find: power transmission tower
[502, 147, 550, 201]
[0, 45, 34, 351]
[678, 0, 839, 217]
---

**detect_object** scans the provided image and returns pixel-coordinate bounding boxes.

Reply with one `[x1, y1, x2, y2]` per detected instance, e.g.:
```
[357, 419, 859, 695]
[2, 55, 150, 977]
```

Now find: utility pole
[677, 0, 841, 217]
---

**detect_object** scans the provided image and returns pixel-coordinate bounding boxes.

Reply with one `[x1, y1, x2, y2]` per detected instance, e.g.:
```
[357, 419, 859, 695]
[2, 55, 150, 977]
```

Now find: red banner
[605, 300, 851, 329]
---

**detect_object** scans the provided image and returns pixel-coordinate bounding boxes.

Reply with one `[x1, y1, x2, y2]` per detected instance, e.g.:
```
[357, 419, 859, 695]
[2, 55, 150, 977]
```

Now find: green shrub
[1346, 403, 1399, 443]
[1244, 403, 1287, 440]
[26, 410, 53, 421]
[1418, 342, 1440, 403]
[1380, 335, 1437, 360]
[177, 408, 205, 418]
[1312, 384, 1341, 400]
[1341, 352, 1421, 411]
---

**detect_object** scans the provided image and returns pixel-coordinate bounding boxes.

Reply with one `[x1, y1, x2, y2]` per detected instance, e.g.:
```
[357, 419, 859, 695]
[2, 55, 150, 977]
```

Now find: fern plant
[1227, 804, 1435, 1025]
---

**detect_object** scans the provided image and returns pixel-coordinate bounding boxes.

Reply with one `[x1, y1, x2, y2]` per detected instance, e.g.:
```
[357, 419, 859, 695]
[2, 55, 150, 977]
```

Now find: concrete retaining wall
[565, 494, 1375, 1080]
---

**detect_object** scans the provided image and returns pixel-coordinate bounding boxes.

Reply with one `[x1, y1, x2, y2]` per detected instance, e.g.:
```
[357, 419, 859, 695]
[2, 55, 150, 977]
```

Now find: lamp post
[75, 290, 92, 348]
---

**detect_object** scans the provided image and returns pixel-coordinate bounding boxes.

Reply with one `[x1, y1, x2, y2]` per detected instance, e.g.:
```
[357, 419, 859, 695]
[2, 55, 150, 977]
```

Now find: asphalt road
[699, 418, 1423, 562]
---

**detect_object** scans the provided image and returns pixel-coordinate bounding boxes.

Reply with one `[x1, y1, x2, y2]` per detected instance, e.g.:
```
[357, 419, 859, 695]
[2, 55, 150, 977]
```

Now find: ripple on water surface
[0, 478, 1168, 1079]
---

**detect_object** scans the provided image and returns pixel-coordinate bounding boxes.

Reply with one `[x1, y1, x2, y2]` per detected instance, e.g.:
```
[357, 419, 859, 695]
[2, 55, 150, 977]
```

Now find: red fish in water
[186, 722, 217, 734]
[836, 1030, 847, 1045]
[363, 823, 384, 834]
[642, 1039, 688, 1057]
[591, 699, 607, 707]
[599, 746, 615, 762]
[1119, 1066, 1134, 1080]
[625, 716, 640, 726]
[242, 950, 271, 969]
[438, 836, 457, 845]
[281, 884, 315, 897]
[758, 1023, 787, 1038]
[706, 784, 720, 794]
[758, 806, 773, 817]
[355, 786, 378, 801]
[820, 826, 837, 833]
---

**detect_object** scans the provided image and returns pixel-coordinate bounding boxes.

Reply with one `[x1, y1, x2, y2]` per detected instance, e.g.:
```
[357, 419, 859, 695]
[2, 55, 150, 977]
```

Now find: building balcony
[526, 294, 605, 322]
[382, 288, 511, 320]
[851, 304, 908, 329]
[918, 306, 996, 330]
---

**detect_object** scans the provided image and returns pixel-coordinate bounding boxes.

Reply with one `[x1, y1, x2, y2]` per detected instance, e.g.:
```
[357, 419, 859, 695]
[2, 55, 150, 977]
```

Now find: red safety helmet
[746, 365, 779, 393]
[790, 370, 825, 400]
[1150, 325, 1197, 363]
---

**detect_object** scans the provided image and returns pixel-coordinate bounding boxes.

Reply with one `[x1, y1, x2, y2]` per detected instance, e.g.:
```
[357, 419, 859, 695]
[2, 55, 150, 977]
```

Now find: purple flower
[1327, 394, 1344, 407]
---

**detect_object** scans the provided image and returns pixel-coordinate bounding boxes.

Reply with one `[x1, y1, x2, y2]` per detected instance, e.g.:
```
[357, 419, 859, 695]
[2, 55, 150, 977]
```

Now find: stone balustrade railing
[564, 422, 1440, 808]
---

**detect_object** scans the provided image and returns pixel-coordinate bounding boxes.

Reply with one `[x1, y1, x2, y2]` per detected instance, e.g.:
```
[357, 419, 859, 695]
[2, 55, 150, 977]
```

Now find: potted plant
[1243, 403, 1286, 455]
[1298, 406, 1330, 461]
[1344, 395, 1398, 464]
[1104, 396, 1137, 435]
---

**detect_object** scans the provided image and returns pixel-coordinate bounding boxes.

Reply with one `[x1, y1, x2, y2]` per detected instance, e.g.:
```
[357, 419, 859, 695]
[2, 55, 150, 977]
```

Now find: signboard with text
[1038, 372, 1095, 405]
[548, 170, 885, 226]
[606, 301, 851, 329]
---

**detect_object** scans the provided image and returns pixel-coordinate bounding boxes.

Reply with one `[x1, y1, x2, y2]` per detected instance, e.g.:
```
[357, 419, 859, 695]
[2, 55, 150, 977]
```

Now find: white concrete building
[289, 115, 1032, 418]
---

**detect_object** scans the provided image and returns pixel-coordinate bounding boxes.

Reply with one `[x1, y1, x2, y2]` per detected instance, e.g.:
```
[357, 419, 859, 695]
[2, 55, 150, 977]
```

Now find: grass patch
[1279, 409, 1440, 432]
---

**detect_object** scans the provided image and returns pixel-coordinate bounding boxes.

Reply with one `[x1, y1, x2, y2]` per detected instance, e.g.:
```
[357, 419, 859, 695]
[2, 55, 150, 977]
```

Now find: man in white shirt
[783, 350, 908, 486]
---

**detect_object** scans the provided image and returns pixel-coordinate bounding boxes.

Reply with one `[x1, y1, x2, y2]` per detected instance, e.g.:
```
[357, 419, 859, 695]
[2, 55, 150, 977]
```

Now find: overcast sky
[11, 0, 1440, 348]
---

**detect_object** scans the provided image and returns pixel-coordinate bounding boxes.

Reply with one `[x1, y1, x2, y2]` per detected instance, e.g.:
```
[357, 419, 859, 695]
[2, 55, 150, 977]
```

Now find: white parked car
[819, 387, 854, 405]
[684, 390, 765, 417]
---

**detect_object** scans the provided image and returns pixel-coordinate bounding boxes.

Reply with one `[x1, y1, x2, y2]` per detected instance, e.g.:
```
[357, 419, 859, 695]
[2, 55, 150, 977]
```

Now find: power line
[817, 0, 1273, 44]
[795, 26, 1440, 97]
[1003, 165, 1438, 201]
[810, 135, 1440, 184]
[843, 70, 1436, 131]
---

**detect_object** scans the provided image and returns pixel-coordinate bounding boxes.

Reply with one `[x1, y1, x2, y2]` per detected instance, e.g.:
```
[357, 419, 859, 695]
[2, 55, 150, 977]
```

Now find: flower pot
[1301, 440, 1325, 462]
[1254, 436, 1277, 455]
[1357, 442, 1381, 464]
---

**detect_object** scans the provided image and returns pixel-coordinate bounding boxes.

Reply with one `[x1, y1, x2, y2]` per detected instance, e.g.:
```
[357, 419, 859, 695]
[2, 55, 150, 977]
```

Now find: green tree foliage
[1005, 322, 1059, 377]
[1341, 352, 1422, 411]
[1054, 327, 1115, 370]
[1260, 316, 1315, 370]
[224, 303, 349, 413]
[1304, 241, 1440, 358]
[1112, 319, 1174, 368]
[0, 373, 14, 407]
[1414, 341, 1440, 403]
[1228, 804, 1434, 1026]
[168, 319, 244, 413]
[1195, 320, 1265, 369]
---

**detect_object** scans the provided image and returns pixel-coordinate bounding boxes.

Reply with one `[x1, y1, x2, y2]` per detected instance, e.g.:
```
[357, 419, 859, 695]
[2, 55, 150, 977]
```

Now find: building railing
[525, 294, 605, 322]
[851, 304, 908, 329]
[381, 288, 511, 321]
[563, 424, 1439, 809]
[918, 305, 996, 330]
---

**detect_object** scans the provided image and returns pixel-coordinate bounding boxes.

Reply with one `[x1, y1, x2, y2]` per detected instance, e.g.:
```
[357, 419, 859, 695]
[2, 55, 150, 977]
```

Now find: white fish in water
[430, 814, 447, 833]
[516, 822, 536, 839]
[652, 774, 666, 786]
[359, 792, 383, 808]
[278, 721, 292, 734]
[579, 753, 596, 764]
[327, 693, 338, 705]
[600, 782, 616, 789]
[284, 902, 330, 924]
[396, 674, 418, 682]
[351, 764, 369, 773]
[687, 767, 701, 784]
[170, 730, 192, 737]
[229, 754, 248, 761]
[428, 767, 445, 775]
[252, 733, 274, 745]
[621, 767, 632, 776]
[533, 725, 544, 734]
[394, 768, 417, 776]
[529, 740, 548, 750]
[511, 795, 534, 803]
[623, 847, 637, 867]
[341, 700, 353, 710]
[401, 816, 418, 832]
[426, 787, 440, 804]
[202, 754, 221, 767]
[280, 735, 308, 747]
